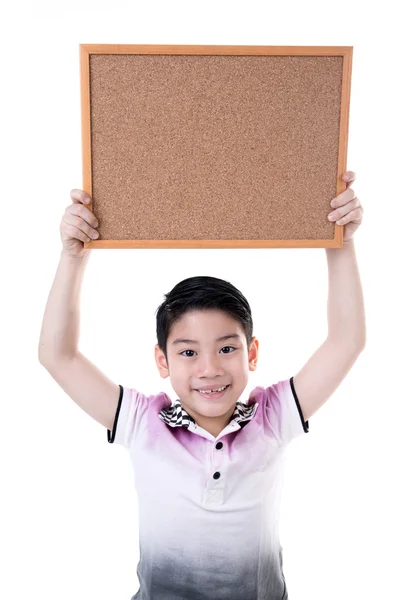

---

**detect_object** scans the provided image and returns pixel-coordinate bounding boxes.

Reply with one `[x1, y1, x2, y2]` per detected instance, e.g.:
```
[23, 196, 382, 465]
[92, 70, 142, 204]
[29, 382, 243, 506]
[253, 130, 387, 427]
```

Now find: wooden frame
[80, 44, 353, 249]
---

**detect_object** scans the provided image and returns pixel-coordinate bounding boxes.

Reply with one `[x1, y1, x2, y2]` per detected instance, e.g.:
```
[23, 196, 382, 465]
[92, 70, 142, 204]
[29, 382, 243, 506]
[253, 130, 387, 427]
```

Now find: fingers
[64, 213, 99, 240]
[70, 189, 91, 204]
[65, 189, 99, 239]
[335, 207, 363, 226]
[331, 187, 356, 208]
[333, 170, 357, 207]
[66, 201, 98, 226]
[62, 222, 96, 243]
[329, 198, 363, 222]
[343, 171, 356, 182]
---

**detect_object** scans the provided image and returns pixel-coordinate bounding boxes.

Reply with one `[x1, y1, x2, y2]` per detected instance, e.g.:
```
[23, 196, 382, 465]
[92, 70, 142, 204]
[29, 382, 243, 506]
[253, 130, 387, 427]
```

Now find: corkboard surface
[80, 45, 353, 248]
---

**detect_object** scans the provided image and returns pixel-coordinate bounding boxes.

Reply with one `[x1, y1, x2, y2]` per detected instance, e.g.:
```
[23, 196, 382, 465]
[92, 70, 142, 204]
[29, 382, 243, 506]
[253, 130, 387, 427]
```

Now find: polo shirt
[107, 376, 309, 600]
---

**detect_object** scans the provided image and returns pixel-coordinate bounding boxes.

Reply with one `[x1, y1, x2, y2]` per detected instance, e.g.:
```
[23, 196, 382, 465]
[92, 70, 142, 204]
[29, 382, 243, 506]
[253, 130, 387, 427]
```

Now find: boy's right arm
[40, 347, 120, 433]
[38, 194, 120, 432]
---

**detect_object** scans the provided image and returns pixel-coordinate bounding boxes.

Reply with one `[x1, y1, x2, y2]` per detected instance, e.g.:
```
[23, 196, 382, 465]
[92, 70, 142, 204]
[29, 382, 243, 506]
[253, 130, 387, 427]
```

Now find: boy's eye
[180, 346, 236, 357]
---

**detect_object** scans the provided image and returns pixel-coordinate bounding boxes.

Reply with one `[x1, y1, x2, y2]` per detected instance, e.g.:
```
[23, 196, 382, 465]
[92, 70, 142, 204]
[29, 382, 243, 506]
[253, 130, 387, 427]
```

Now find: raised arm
[293, 172, 366, 422]
[38, 191, 120, 431]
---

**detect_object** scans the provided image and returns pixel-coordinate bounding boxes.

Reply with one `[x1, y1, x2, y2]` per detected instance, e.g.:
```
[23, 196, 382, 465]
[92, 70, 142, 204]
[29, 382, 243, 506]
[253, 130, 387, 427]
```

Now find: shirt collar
[159, 396, 259, 429]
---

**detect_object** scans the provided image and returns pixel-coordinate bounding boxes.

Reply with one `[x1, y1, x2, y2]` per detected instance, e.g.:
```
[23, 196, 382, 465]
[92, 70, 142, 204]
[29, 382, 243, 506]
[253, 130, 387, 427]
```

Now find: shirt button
[213, 472, 221, 479]
[216, 442, 223, 449]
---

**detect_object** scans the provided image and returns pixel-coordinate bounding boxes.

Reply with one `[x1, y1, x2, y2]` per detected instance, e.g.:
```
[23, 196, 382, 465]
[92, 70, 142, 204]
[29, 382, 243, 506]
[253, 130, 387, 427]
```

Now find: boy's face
[154, 309, 259, 437]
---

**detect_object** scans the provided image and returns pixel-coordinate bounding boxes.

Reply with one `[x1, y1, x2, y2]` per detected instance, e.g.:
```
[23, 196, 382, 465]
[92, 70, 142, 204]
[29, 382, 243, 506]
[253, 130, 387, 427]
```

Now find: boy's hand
[328, 171, 364, 243]
[60, 190, 100, 258]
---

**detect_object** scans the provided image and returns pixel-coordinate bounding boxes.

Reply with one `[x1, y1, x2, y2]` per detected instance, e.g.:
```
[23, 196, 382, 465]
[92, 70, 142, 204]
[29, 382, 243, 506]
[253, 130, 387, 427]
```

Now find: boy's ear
[248, 336, 259, 371]
[154, 344, 169, 379]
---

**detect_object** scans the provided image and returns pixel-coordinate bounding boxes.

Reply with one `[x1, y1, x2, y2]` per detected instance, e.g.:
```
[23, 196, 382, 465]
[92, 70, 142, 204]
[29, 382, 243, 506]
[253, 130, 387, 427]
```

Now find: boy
[38, 171, 366, 599]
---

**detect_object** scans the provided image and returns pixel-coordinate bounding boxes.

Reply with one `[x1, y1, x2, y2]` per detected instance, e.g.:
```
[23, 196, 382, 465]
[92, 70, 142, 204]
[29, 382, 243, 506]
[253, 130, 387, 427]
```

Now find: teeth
[198, 385, 227, 394]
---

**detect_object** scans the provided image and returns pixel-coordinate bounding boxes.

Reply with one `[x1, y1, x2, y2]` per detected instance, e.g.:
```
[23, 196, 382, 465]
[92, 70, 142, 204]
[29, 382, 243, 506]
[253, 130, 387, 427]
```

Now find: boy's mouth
[194, 384, 230, 399]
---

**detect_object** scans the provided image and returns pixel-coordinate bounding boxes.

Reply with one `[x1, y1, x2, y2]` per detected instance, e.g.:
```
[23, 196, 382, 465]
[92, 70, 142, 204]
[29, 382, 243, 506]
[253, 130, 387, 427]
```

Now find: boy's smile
[193, 384, 231, 399]
[155, 308, 259, 437]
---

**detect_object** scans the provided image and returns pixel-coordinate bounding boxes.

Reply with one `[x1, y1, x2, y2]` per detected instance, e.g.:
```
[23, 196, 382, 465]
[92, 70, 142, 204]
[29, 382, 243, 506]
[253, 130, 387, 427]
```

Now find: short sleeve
[107, 385, 149, 448]
[264, 376, 309, 446]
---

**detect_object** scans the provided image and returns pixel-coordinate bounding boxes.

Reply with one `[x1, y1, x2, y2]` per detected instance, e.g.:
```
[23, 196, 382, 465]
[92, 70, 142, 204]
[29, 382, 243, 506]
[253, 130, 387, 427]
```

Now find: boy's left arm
[293, 171, 366, 422]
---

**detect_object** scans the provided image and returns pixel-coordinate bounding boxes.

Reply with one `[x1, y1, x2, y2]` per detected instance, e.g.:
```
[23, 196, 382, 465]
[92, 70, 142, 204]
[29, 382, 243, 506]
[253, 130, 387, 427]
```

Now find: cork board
[79, 44, 353, 249]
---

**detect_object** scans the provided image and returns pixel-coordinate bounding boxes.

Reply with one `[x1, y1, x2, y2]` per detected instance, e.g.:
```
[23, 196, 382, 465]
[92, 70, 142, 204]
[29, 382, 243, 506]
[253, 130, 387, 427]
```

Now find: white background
[1, 1, 399, 599]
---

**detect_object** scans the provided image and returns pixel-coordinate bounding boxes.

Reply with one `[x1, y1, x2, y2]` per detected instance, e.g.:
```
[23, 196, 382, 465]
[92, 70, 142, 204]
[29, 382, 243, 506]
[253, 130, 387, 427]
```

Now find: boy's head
[154, 276, 259, 435]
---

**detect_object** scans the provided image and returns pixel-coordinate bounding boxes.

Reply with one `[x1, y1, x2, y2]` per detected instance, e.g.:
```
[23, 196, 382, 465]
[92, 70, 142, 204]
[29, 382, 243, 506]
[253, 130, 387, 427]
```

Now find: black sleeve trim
[107, 384, 124, 443]
[290, 376, 309, 433]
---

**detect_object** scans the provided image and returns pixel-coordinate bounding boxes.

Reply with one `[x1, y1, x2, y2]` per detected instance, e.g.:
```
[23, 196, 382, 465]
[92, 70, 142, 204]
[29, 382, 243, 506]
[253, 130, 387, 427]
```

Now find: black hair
[155, 276, 253, 366]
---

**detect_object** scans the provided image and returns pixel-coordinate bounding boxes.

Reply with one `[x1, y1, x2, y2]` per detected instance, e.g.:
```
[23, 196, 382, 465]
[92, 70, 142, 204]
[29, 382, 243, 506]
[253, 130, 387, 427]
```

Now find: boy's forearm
[325, 239, 366, 348]
[38, 250, 91, 363]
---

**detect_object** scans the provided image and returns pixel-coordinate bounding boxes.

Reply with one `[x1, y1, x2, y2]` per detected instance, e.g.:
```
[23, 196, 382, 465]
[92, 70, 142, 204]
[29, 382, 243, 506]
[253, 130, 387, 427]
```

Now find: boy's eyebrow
[172, 334, 241, 346]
